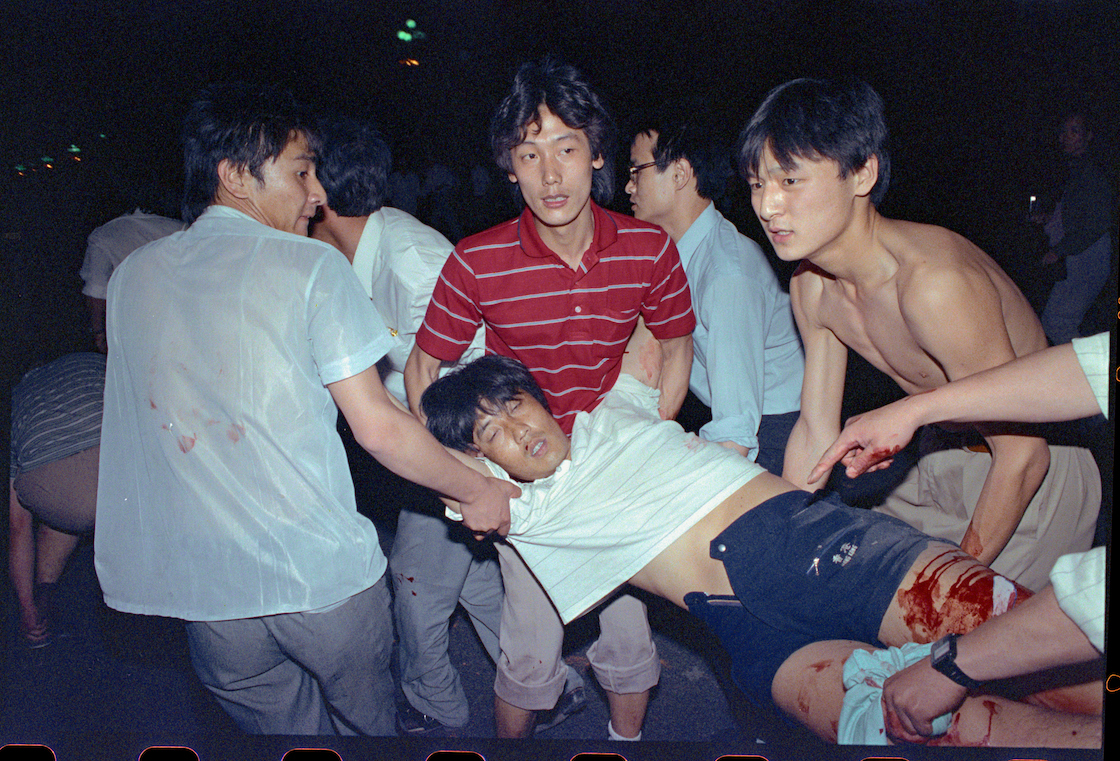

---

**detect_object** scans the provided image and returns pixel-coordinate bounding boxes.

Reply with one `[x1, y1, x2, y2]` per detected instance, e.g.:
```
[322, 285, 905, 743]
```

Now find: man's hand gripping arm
[331, 364, 518, 535]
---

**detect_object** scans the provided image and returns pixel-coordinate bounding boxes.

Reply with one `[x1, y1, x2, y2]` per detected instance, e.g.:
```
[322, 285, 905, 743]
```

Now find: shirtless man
[420, 355, 1100, 747]
[737, 78, 1099, 590]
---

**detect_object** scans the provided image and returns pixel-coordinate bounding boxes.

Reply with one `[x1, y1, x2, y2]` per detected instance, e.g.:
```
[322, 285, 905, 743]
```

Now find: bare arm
[403, 344, 446, 421]
[329, 364, 518, 535]
[9, 479, 43, 640]
[783, 269, 848, 490]
[901, 266, 1050, 566]
[655, 333, 693, 420]
[809, 342, 1099, 482]
[881, 583, 1099, 742]
[85, 296, 108, 353]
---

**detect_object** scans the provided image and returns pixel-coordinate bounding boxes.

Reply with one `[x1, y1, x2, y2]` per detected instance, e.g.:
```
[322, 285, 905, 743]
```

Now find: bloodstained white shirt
[96, 206, 396, 621]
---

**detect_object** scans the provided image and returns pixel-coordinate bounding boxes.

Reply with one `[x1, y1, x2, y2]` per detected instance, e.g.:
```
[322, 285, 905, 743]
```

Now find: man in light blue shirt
[626, 104, 804, 473]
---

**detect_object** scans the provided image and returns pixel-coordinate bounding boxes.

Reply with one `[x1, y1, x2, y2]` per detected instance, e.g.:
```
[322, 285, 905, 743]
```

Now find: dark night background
[0, 1, 1116, 759]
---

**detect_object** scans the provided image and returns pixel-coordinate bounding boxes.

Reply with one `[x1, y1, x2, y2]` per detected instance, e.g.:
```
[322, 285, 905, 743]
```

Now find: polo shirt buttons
[574, 306, 582, 313]
[715, 543, 727, 554]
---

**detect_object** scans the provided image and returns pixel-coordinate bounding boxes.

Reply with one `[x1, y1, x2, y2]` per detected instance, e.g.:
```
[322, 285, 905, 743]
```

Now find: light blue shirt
[675, 204, 804, 454]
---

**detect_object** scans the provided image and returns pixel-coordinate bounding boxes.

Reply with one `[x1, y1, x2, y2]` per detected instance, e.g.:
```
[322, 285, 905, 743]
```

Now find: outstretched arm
[330, 364, 518, 535]
[881, 582, 1099, 742]
[809, 341, 1101, 483]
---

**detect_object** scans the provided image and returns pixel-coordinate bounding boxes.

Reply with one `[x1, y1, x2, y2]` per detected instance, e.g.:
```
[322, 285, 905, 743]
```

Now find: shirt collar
[674, 201, 717, 269]
[517, 201, 618, 270]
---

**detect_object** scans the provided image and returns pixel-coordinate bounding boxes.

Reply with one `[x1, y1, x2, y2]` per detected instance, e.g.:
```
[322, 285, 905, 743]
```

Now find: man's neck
[533, 202, 596, 270]
[311, 212, 369, 264]
[803, 204, 889, 287]
[665, 197, 712, 244]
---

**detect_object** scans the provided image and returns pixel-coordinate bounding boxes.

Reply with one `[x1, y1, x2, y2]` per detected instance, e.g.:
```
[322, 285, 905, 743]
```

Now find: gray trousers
[390, 507, 504, 727]
[185, 577, 395, 735]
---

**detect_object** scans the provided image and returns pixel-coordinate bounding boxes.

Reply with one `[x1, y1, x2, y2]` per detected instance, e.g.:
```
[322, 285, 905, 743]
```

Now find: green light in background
[406, 19, 416, 29]
[397, 30, 412, 41]
[68, 144, 81, 153]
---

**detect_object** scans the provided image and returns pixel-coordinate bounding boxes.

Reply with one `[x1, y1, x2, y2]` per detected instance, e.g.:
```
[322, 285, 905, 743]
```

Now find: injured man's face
[472, 392, 571, 482]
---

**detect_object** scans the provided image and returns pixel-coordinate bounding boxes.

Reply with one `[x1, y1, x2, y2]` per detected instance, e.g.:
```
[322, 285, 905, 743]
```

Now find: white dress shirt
[351, 206, 484, 402]
[96, 206, 396, 621]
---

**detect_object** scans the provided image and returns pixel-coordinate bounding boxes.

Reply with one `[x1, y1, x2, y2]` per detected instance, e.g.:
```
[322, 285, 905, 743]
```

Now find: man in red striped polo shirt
[406, 58, 695, 740]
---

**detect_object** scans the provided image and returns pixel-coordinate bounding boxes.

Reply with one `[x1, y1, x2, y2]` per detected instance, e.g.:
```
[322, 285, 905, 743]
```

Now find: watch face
[931, 635, 951, 662]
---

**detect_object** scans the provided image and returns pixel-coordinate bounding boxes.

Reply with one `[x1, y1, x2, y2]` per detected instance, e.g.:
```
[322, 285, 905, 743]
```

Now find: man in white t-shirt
[79, 208, 185, 351]
[95, 84, 516, 736]
[310, 116, 499, 736]
[418, 354, 1101, 747]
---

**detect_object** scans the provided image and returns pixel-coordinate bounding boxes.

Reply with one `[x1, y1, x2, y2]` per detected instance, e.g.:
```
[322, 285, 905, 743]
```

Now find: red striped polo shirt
[416, 202, 695, 433]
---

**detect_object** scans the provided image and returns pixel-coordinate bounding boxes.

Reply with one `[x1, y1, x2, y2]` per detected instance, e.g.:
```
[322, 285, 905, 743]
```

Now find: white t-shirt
[1049, 547, 1105, 653]
[1071, 331, 1110, 419]
[80, 209, 186, 299]
[452, 374, 765, 623]
[350, 207, 484, 402]
[96, 205, 396, 621]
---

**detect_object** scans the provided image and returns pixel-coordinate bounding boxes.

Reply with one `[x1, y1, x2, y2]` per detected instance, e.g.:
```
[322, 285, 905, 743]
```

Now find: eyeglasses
[627, 161, 657, 181]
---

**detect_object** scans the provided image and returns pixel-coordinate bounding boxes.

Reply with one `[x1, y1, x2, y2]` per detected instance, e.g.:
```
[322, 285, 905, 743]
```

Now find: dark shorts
[685, 489, 935, 708]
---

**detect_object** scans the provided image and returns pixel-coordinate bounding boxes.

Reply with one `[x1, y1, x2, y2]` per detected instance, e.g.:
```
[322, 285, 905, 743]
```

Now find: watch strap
[930, 633, 983, 690]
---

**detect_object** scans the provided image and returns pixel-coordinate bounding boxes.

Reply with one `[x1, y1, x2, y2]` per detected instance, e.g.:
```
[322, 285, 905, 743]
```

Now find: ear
[508, 171, 519, 185]
[592, 153, 605, 171]
[673, 158, 695, 192]
[852, 154, 879, 198]
[217, 158, 253, 200]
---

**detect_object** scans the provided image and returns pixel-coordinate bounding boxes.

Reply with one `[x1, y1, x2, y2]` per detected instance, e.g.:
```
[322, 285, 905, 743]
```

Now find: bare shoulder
[789, 261, 832, 323]
[883, 219, 1047, 363]
[887, 221, 1009, 306]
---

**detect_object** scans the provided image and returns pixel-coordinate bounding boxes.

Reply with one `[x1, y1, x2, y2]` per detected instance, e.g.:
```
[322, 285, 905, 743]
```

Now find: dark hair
[315, 116, 391, 216]
[629, 99, 732, 201]
[490, 57, 616, 205]
[421, 355, 551, 453]
[181, 82, 319, 223]
[737, 78, 891, 206]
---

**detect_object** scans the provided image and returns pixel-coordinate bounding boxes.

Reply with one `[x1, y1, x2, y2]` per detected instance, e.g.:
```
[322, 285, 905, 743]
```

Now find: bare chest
[818, 283, 950, 394]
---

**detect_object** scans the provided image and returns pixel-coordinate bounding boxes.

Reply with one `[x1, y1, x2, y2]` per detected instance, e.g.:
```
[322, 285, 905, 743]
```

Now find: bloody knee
[896, 550, 1033, 641]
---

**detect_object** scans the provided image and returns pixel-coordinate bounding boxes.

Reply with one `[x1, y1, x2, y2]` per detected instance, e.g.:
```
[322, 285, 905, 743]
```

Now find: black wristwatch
[930, 633, 983, 690]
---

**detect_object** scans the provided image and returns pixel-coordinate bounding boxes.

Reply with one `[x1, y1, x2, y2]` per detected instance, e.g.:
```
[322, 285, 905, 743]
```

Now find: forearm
[959, 434, 1050, 565]
[882, 583, 1097, 741]
[9, 481, 36, 611]
[909, 344, 1098, 425]
[403, 345, 444, 419]
[332, 366, 514, 533]
[957, 585, 1098, 679]
[356, 403, 491, 506]
[783, 416, 832, 490]
[656, 334, 693, 419]
[85, 296, 108, 353]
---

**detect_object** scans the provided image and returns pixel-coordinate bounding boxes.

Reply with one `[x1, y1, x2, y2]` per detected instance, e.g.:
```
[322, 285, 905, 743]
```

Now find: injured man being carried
[421, 355, 1102, 747]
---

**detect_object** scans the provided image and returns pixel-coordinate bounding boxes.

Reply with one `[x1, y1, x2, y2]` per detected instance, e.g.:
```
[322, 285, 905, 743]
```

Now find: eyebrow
[518, 130, 579, 149]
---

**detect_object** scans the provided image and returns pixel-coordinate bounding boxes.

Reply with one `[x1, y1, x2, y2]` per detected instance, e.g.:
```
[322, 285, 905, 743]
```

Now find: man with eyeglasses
[626, 101, 804, 474]
[405, 58, 695, 740]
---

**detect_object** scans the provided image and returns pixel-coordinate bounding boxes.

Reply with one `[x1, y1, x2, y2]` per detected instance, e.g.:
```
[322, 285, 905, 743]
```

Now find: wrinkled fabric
[96, 206, 396, 620]
[839, 642, 952, 745]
